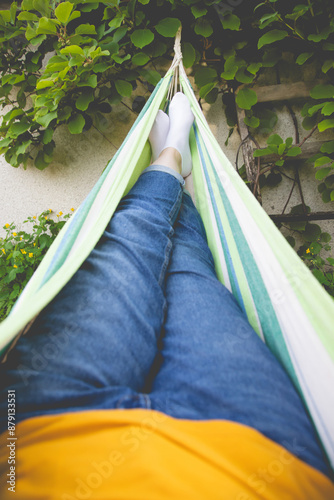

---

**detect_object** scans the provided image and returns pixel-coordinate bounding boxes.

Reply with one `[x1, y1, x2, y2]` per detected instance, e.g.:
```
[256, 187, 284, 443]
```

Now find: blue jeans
[0, 170, 329, 475]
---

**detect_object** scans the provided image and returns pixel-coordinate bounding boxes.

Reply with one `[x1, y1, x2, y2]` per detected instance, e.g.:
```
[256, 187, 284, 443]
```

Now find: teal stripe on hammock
[209, 162, 300, 390]
[194, 125, 245, 312]
[38, 77, 167, 288]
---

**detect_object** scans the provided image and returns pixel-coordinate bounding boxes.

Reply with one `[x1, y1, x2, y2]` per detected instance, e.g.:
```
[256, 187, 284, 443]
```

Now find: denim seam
[158, 235, 173, 287]
[157, 188, 182, 287]
[168, 187, 183, 226]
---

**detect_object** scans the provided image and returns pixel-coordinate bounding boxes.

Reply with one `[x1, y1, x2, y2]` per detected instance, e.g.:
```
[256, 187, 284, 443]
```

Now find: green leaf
[35, 150, 51, 170]
[289, 221, 306, 231]
[278, 143, 286, 155]
[130, 29, 154, 48]
[182, 42, 196, 68]
[115, 79, 132, 97]
[290, 204, 311, 215]
[75, 23, 97, 35]
[139, 69, 161, 86]
[0, 10, 10, 23]
[131, 52, 150, 66]
[32, 0, 49, 17]
[16, 140, 32, 156]
[205, 87, 218, 104]
[321, 141, 334, 154]
[155, 17, 181, 37]
[236, 88, 257, 110]
[267, 133, 283, 145]
[244, 115, 260, 128]
[222, 13, 240, 31]
[68, 114, 85, 134]
[54, 1, 73, 24]
[310, 84, 334, 99]
[304, 223, 322, 242]
[17, 11, 39, 21]
[78, 74, 98, 88]
[309, 242, 322, 255]
[320, 232, 331, 243]
[315, 167, 332, 180]
[43, 128, 54, 144]
[93, 62, 110, 73]
[21, 0, 34, 10]
[302, 115, 317, 130]
[235, 67, 254, 84]
[266, 172, 282, 187]
[199, 82, 215, 99]
[68, 11, 81, 23]
[314, 156, 332, 167]
[257, 108, 277, 133]
[318, 119, 334, 132]
[35, 111, 57, 127]
[296, 52, 313, 65]
[322, 188, 332, 203]
[191, 6, 207, 19]
[108, 13, 124, 31]
[253, 147, 273, 157]
[61, 45, 85, 56]
[308, 103, 325, 116]
[36, 17, 57, 35]
[285, 137, 293, 148]
[321, 101, 334, 116]
[247, 63, 262, 75]
[286, 146, 302, 157]
[195, 67, 217, 87]
[9, 120, 30, 137]
[259, 12, 280, 30]
[75, 90, 94, 111]
[194, 18, 213, 37]
[322, 60, 334, 74]
[258, 30, 288, 49]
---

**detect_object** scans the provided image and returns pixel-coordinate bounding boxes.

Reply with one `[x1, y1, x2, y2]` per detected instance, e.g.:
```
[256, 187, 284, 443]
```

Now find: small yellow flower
[33, 216, 36, 220]
[306, 248, 311, 254]
[29, 253, 33, 258]
[13, 232, 17, 236]
[49, 209, 52, 213]
[20, 237, 23, 241]
[45, 216, 48, 220]
[21, 249, 27, 255]
[33, 243, 36, 247]
[70, 208, 75, 212]
[57, 211, 63, 217]
[1, 248, 5, 255]
[13, 265, 17, 269]
[5, 224, 10, 228]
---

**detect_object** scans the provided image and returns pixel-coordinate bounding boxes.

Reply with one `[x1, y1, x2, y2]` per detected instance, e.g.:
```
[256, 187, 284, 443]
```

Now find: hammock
[1, 30, 334, 469]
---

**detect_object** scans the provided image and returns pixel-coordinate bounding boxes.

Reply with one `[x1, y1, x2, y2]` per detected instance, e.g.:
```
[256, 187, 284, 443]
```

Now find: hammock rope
[1, 29, 334, 469]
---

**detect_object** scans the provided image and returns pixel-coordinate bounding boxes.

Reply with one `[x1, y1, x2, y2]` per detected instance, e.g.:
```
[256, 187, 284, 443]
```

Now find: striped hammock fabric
[1, 33, 334, 469]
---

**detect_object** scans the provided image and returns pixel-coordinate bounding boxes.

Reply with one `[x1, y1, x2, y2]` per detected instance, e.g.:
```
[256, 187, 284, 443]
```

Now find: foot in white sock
[149, 110, 170, 162]
[163, 92, 194, 177]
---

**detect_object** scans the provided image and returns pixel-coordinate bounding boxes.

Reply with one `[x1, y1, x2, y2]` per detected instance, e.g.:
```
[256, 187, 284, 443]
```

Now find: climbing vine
[0, 0, 334, 294]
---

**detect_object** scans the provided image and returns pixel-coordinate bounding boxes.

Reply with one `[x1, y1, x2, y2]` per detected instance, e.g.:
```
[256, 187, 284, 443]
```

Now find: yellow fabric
[0, 409, 333, 500]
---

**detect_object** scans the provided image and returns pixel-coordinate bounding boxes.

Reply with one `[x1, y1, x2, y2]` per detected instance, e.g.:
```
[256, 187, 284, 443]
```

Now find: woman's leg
[149, 191, 330, 475]
[0, 165, 184, 431]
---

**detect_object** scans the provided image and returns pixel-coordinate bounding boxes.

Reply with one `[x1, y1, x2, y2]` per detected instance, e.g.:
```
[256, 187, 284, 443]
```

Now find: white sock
[149, 110, 170, 162]
[163, 92, 194, 177]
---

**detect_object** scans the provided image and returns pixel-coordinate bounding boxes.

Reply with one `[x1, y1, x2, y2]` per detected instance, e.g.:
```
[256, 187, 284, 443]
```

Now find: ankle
[151, 147, 182, 174]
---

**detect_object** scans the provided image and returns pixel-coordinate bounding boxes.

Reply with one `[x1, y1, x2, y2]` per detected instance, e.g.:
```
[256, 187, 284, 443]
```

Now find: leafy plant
[0, 209, 73, 320]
